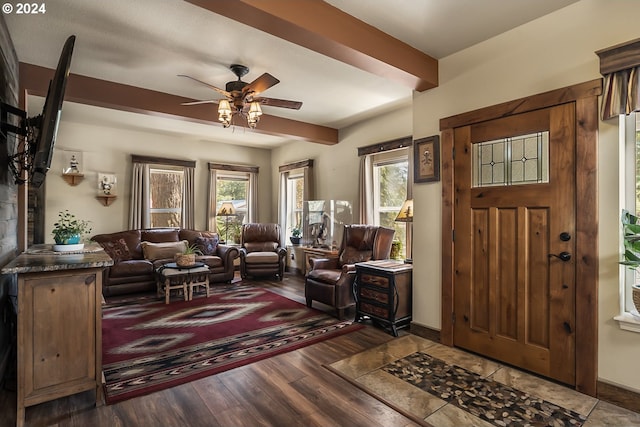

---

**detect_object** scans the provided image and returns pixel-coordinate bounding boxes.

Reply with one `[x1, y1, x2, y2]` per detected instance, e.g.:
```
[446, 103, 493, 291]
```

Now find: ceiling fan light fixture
[181, 65, 300, 131]
[217, 99, 232, 128]
[247, 101, 262, 129]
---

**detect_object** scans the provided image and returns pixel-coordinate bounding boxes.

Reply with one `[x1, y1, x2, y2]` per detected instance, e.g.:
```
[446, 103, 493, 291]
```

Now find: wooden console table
[354, 260, 412, 336]
[1, 245, 113, 427]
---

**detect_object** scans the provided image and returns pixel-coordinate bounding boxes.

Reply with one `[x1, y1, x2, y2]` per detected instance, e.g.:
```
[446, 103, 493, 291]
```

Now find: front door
[453, 104, 576, 385]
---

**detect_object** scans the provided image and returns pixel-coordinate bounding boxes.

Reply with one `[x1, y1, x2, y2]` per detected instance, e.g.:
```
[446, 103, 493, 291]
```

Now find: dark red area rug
[102, 285, 361, 404]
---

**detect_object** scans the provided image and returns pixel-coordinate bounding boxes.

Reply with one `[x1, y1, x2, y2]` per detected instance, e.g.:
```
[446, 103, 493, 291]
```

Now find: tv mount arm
[1, 101, 40, 185]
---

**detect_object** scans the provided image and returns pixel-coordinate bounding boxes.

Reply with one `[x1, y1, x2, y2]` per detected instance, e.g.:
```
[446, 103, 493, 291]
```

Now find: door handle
[548, 252, 571, 262]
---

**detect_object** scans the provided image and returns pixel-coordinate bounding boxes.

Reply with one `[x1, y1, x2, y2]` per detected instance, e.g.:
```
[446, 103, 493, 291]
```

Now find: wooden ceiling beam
[19, 62, 338, 145]
[185, 0, 438, 92]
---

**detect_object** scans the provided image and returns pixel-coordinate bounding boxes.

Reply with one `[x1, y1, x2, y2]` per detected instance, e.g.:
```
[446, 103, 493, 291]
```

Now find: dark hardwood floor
[0, 272, 419, 427]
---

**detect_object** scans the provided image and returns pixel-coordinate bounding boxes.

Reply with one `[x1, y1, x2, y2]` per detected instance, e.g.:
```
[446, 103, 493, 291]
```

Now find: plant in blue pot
[52, 210, 92, 252]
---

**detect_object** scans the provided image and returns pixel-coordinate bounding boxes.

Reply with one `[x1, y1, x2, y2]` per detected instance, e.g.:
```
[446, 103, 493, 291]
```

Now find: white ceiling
[5, 0, 579, 148]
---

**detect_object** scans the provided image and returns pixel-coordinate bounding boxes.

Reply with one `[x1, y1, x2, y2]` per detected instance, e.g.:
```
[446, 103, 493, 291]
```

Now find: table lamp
[216, 202, 236, 243]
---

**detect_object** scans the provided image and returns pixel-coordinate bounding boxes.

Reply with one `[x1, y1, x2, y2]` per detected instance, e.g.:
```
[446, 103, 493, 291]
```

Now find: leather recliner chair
[305, 224, 395, 319]
[239, 223, 287, 280]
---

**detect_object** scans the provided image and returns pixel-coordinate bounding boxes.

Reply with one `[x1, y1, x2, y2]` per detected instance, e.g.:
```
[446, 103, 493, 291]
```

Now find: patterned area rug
[384, 352, 587, 426]
[102, 284, 361, 404]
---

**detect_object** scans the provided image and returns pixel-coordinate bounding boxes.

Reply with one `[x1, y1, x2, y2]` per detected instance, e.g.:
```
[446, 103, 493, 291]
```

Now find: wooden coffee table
[156, 262, 210, 304]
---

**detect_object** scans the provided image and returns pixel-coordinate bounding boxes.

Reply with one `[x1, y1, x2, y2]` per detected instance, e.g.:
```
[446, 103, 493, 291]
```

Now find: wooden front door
[453, 104, 576, 385]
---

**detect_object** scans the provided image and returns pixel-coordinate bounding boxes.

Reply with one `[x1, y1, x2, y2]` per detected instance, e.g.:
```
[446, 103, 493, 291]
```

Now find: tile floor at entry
[328, 334, 640, 426]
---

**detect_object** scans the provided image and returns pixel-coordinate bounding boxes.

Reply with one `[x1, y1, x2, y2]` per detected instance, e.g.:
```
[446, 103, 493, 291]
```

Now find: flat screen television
[29, 35, 75, 188]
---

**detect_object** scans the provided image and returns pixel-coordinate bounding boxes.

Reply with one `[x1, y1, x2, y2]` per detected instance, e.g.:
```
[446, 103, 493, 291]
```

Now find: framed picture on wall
[414, 135, 440, 183]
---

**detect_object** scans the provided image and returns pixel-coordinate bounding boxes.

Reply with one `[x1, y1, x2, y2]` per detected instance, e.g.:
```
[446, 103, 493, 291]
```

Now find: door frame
[439, 79, 602, 396]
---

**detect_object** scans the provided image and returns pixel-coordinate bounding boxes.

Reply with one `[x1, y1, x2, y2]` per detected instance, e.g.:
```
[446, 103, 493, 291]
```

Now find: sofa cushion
[194, 236, 219, 255]
[244, 242, 278, 253]
[140, 228, 179, 243]
[109, 259, 154, 278]
[141, 240, 188, 261]
[99, 238, 132, 263]
[92, 230, 143, 259]
[307, 268, 342, 284]
[244, 251, 279, 264]
[196, 255, 223, 268]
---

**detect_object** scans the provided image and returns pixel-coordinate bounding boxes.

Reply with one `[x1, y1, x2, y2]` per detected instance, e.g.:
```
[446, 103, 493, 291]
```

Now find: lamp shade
[217, 201, 236, 216]
[395, 199, 413, 222]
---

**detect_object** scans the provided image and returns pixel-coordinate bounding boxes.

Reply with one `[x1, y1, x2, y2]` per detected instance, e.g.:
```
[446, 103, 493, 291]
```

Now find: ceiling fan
[179, 64, 302, 128]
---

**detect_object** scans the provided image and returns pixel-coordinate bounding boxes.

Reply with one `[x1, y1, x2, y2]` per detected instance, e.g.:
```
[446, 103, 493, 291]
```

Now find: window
[472, 132, 549, 187]
[149, 167, 184, 227]
[208, 163, 258, 244]
[372, 151, 408, 259]
[278, 160, 314, 244]
[215, 171, 249, 244]
[623, 113, 640, 313]
[129, 155, 195, 230]
[285, 169, 304, 241]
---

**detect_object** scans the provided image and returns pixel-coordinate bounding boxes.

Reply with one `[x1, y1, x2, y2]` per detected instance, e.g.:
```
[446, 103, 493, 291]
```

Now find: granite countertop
[1, 243, 114, 274]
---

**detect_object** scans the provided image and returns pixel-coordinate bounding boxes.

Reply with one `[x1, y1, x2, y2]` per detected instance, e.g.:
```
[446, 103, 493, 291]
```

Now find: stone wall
[0, 14, 19, 383]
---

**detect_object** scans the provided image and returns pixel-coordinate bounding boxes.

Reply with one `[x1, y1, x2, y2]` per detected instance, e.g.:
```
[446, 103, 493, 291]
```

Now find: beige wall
[43, 112, 273, 239]
[409, 0, 640, 392]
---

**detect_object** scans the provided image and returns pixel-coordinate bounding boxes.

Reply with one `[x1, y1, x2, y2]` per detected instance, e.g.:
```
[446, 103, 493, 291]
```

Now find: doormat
[102, 285, 362, 404]
[383, 352, 586, 426]
[326, 335, 591, 427]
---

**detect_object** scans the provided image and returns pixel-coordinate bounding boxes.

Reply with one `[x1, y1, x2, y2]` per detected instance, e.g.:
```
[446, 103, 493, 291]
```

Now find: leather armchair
[239, 223, 287, 280]
[305, 224, 395, 319]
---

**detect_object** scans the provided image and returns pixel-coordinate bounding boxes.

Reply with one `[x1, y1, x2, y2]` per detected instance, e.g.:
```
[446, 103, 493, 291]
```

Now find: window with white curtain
[372, 150, 408, 259]
[285, 168, 304, 241]
[207, 163, 258, 244]
[215, 171, 249, 244]
[129, 155, 195, 230]
[278, 160, 314, 245]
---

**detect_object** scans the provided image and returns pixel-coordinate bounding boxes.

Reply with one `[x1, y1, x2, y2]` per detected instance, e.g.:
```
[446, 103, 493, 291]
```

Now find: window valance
[597, 38, 640, 120]
[357, 136, 412, 157]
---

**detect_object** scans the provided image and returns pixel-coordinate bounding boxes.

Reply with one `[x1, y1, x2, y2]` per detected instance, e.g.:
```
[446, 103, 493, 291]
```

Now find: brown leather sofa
[305, 224, 395, 319]
[239, 223, 287, 280]
[92, 228, 238, 296]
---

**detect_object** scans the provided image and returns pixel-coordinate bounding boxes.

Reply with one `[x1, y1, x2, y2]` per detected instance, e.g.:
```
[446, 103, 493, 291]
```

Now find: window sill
[614, 311, 640, 333]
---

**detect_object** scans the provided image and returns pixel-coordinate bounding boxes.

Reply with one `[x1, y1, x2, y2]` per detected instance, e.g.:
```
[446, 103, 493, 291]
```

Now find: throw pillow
[99, 238, 132, 263]
[141, 240, 188, 261]
[194, 236, 218, 255]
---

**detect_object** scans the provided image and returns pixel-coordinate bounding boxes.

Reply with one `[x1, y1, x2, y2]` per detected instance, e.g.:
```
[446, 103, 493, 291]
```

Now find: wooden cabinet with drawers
[354, 260, 412, 336]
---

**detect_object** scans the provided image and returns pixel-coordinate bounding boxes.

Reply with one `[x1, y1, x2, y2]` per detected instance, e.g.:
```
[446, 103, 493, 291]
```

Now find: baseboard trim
[409, 322, 441, 343]
[597, 380, 640, 413]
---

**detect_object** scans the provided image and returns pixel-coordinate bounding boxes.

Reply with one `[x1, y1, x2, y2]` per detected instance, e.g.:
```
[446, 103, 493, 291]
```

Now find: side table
[354, 260, 412, 336]
[156, 263, 210, 304]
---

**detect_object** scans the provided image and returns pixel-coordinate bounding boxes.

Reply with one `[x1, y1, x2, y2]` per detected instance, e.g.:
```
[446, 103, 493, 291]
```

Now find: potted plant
[620, 209, 640, 312]
[176, 243, 202, 267]
[290, 226, 302, 245]
[52, 210, 92, 252]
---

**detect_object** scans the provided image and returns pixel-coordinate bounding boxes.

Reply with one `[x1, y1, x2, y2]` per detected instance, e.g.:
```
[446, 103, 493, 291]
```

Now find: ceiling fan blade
[242, 73, 280, 97]
[180, 100, 219, 106]
[178, 74, 231, 98]
[255, 97, 303, 110]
